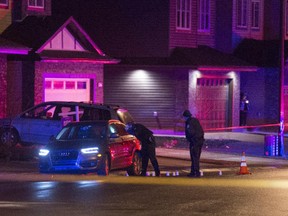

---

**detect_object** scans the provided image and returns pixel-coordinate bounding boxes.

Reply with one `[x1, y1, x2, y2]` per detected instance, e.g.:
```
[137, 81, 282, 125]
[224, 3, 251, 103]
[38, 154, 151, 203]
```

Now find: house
[0, 0, 117, 118]
[52, 0, 261, 131]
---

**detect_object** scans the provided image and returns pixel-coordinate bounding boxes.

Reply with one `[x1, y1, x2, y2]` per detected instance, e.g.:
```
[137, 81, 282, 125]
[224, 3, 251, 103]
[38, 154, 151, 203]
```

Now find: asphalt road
[1, 171, 288, 216]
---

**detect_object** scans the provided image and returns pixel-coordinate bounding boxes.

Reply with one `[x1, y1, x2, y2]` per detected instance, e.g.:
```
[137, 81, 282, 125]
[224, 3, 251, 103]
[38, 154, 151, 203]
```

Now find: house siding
[263, 0, 280, 40]
[104, 65, 189, 130]
[215, 0, 233, 53]
[34, 61, 104, 105]
[240, 68, 279, 126]
[232, 0, 265, 49]
[169, 0, 198, 49]
[0, 0, 12, 33]
[197, 0, 216, 48]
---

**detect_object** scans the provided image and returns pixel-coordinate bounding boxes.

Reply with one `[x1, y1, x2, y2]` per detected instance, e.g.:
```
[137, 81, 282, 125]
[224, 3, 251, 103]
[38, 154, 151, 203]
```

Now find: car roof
[65, 119, 123, 126]
[32, 101, 122, 110]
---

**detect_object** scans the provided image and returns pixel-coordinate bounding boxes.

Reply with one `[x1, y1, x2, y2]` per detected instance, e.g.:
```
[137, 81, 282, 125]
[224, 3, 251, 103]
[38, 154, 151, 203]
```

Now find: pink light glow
[0, 49, 29, 55]
[41, 58, 119, 64]
[198, 66, 258, 72]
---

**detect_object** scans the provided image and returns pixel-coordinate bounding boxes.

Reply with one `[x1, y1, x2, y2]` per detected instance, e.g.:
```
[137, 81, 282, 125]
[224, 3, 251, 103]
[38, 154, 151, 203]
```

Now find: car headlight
[81, 147, 99, 154]
[39, 149, 50, 156]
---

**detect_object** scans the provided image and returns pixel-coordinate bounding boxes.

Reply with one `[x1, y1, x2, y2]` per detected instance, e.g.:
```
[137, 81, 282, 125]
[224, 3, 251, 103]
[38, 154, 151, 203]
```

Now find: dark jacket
[128, 123, 154, 145]
[185, 117, 204, 144]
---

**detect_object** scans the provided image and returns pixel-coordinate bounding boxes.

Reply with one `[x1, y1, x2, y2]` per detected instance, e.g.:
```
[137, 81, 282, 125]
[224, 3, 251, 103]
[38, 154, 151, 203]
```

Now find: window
[28, 0, 44, 8]
[251, 0, 260, 29]
[198, 0, 210, 32]
[176, 0, 192, 30]
[236, 0, 248, 28]
[0, 0, 8, 7]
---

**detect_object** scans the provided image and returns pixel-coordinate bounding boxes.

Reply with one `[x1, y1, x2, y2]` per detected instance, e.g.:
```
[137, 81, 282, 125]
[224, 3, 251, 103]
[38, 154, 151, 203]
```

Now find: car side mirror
[110, 133, 119, 138]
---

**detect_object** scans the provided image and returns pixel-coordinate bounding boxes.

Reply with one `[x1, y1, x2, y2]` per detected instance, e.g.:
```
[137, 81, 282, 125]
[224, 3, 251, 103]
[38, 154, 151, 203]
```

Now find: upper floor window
[28, 0, 44, 9]
[0, 0, 8, 7]
[251, 0, 260, 29]
[198, 0, 210, 32]
[176, 0, 192, 30]
[236, 0, 248, 28]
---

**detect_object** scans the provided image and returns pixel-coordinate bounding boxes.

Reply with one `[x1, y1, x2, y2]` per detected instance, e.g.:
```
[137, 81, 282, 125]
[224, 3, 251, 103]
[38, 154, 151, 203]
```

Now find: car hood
[46, 138, 107, 151]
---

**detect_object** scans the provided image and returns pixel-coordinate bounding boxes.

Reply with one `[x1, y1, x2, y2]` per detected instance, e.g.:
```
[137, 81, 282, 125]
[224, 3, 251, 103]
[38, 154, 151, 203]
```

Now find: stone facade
[34, 61, 104, 105]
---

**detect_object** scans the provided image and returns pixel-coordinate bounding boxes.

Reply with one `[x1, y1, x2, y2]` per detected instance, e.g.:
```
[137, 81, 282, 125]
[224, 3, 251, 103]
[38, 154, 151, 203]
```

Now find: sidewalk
[155, 131, 288, 167]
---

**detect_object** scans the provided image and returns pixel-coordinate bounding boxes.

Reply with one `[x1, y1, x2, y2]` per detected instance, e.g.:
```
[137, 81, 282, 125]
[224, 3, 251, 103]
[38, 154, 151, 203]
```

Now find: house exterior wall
[34, 61, 104, 105]
[263, 0, 281, 40]
[169, 0, 198, 49]
[0, 55, 7, 118]
[197, 0, 216, 48]
[0, 0, 12, 33]
[12, 0, 52, 21]
[232, 0, 265, 49]
[104, 65, 189, 130]
[215, 0, 233, 53]
[6, 61, 24, 117]
[240, 68, 279, 127]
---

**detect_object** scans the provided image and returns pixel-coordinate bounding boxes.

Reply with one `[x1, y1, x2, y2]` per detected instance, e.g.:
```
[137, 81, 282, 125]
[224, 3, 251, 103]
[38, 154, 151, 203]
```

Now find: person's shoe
[140, 172, 147, 176]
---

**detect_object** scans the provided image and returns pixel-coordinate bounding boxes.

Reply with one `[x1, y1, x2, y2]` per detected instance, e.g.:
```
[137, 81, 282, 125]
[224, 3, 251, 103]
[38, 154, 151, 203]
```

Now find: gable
[43, 27, 85, 51]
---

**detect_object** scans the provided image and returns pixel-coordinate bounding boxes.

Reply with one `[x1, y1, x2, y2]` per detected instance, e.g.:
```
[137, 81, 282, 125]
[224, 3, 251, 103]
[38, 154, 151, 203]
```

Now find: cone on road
[238, 152, 251, 175]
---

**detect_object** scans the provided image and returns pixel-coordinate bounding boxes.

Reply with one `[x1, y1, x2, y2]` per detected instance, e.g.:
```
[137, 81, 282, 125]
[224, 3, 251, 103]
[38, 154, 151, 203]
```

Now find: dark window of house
[236, 0, 248, 28]
[28, 0, 44, 8]
[0, 0, 8, 7]
[198, 0, 210, 32]
[176, 0, 191, 30]
[251, 0, 260, 29]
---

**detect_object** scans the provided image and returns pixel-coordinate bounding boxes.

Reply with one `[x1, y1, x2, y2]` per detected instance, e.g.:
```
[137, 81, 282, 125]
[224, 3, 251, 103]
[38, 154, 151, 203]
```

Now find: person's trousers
[141, 143, 160, 176]
[189, 142, 203, 176]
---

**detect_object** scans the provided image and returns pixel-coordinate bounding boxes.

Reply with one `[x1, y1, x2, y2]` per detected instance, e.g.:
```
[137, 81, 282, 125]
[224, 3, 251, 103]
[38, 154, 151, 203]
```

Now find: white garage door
[44, 78, 90, 102]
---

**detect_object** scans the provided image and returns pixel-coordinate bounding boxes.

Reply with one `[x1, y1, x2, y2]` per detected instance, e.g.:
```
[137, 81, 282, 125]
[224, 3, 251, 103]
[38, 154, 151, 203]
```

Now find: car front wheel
[127, 151, 142, 176]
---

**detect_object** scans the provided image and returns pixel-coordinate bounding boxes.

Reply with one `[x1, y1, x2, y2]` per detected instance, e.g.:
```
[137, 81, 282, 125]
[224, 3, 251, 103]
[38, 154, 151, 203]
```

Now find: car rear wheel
[0, 129, 19, 147]
[97, 154, 110, 176]
[127, 151, 142, 176]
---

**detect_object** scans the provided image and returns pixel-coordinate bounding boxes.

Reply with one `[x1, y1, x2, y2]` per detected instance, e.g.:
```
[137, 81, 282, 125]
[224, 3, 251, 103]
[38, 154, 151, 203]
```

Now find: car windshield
[56, 123, 107, 140]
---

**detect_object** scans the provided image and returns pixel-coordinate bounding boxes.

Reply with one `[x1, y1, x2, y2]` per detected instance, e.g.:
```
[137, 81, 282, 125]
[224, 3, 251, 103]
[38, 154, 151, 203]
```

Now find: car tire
[97, 154, 110, 176]
[0, 129, 19, 147]
[127, 151, 142, 176]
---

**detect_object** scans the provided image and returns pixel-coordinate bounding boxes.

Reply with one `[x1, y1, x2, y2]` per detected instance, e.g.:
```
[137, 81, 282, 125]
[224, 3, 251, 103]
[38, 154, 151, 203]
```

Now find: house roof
[1, 16, 118, 63]
[119, 46, 257, 71]
[0, 37, 30, 55]
[234, 39, 288, 67]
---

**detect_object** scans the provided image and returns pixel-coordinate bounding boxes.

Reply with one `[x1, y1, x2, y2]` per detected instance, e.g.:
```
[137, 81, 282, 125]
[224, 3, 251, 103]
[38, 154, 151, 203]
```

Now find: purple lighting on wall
[0, 49, 29, 55]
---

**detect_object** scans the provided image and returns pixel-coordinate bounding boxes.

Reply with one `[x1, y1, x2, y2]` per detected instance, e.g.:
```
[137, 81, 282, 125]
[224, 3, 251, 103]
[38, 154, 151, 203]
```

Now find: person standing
[125, 122, 160, 176]
[183, 110, 204, 177]
[240, 93, 249, 126]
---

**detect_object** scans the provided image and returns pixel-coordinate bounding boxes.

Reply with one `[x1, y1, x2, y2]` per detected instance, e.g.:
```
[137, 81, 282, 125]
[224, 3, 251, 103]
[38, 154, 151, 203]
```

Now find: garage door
[195, 78, 231, 130]
[44, 78, 90, 102]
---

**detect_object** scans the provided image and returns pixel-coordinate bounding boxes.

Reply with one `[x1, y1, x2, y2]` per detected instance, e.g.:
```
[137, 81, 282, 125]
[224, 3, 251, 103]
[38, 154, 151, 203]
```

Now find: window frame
[0, 0, 8, 8]
[176, 0, 192, 31]
[198, 0, 210, 32]
[236, 0, 248, 28]
[28, 0, 44, 9]
[251, 0, 260, 29]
